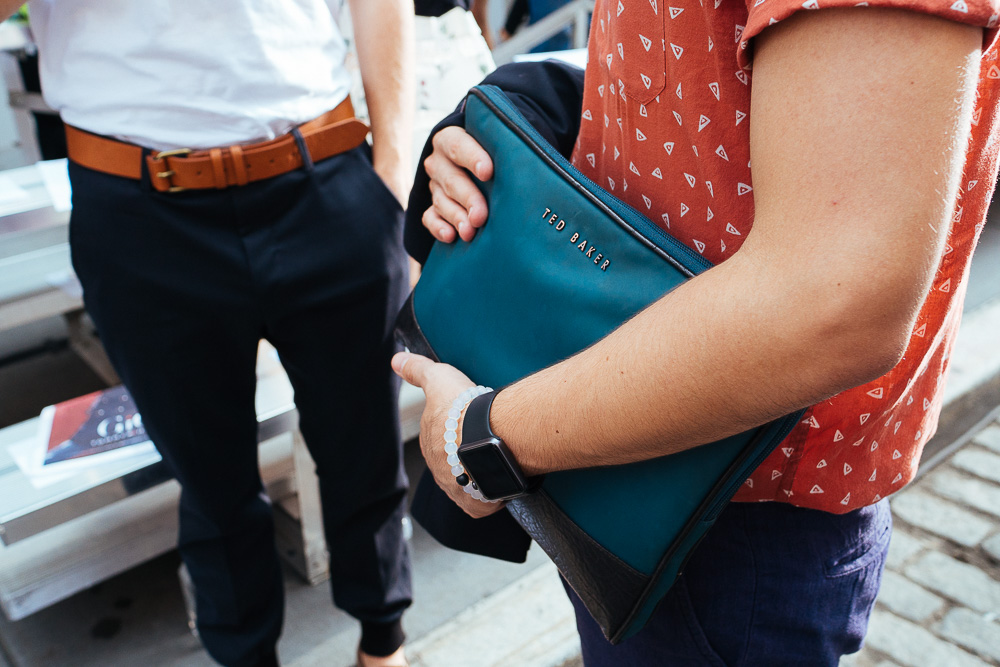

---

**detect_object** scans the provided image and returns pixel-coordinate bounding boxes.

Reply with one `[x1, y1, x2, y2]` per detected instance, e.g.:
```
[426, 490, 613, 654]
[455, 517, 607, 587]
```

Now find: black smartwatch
[457, 390, 531, 501]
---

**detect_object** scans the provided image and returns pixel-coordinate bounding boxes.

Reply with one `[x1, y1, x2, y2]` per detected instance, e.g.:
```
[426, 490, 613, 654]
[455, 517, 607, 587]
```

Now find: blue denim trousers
[566, 498, 892, 666]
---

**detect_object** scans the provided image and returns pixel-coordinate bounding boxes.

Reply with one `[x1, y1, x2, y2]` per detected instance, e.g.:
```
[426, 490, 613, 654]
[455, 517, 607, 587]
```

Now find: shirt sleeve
[737, 0, 1000, 69]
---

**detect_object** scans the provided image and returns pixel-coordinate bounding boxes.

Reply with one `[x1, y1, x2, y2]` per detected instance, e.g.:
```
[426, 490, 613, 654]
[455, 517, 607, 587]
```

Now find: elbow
[799, 285, 917, 393]
[737, 214, 943, 398]
[844, 327, 909, 386]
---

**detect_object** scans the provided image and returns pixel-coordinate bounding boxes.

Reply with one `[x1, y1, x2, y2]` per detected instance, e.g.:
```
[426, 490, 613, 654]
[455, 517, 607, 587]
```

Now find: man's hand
[422, 127, 494, 243]
[374, 157, 412, 207]
[391, 351, 503, 519]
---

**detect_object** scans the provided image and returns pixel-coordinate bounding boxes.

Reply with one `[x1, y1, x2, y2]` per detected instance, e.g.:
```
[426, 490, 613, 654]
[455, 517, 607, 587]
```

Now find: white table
[0, 162, 122, 386]
[0, 163, 73, 330]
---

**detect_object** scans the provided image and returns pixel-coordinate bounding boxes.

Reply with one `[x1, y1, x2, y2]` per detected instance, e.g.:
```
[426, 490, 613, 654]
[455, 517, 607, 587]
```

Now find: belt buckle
[152, 148, 192, 192]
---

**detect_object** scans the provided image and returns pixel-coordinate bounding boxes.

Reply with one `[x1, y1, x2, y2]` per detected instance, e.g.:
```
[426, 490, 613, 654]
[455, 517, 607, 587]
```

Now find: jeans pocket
[816, 502, 892, 657]
[674, 578, 730, 667]
[825, 502, 892, 578]
[353, 145, 404, 217]
[823, 541, 889, 658]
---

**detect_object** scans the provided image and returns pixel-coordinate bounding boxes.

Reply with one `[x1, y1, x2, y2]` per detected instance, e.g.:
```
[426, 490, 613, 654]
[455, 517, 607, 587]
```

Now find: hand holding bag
[396, 84, 803, 643]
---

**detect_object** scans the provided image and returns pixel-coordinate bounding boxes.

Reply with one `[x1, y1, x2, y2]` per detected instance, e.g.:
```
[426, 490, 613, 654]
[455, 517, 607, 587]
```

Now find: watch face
[458, 438, 526, 500]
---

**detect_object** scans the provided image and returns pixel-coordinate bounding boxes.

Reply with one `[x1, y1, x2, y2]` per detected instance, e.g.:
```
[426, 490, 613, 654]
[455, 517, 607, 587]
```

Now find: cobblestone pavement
[843, 416, 1000, 667]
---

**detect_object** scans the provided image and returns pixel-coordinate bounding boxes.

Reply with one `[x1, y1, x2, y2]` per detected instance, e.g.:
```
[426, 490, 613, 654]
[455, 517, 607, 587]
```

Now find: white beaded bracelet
[445, 385, 497, 504]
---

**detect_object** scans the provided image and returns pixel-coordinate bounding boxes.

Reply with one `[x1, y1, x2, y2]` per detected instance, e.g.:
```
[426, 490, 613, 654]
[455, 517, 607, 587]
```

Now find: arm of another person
[1, 2, 25, 19]
[470, 0, 494, 49]
[501, 0, 528, 40]
[347, 0, 415, 204]
[396, 8, 982, 516]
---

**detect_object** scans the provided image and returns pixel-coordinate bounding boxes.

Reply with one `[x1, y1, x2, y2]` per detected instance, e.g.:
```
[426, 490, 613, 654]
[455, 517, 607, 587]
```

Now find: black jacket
[404, 60, 586, 562]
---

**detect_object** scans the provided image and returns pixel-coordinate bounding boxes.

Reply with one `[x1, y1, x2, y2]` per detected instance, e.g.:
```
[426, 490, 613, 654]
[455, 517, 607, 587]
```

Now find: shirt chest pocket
[603, 0, 667, 104]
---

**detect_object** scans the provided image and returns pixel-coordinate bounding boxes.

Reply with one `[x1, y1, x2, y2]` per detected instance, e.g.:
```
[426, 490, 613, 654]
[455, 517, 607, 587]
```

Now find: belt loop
[291, 127, 314, 173]
[230, 144, 250, 186]
[209, 148, 227, 189]
[139, 148, 153, 193]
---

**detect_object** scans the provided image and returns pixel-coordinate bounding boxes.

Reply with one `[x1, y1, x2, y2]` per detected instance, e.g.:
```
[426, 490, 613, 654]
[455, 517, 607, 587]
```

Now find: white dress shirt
[28, 0, 354, 151]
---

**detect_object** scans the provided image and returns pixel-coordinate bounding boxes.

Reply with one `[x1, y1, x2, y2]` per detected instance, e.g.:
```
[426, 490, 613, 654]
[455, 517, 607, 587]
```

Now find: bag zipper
[475, 86, 713, 277]
[702, 412, 803, 520]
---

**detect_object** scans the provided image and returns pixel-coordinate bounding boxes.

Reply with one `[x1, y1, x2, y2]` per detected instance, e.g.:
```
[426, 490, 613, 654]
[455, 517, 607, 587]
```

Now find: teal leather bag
[396, 85, 803, 643]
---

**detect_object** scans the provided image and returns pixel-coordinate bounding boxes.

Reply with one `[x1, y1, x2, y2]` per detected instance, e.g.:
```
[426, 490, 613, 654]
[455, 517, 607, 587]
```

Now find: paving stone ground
[842, 415, 1000, 667]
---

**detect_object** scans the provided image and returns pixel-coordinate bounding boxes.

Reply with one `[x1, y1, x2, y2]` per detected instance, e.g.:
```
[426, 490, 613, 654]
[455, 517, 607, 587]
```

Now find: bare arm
[395, 8, 981, 514]
[1, 2, 24, 20]
[495, 9, 980, 474]
[347, 0, 415, 204]
[470, 0, 494, 49]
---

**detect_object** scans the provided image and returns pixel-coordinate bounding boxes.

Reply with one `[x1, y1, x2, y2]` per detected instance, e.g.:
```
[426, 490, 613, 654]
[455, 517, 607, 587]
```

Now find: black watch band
[458, 390, 531, 501]
[463, 390, 499, 442]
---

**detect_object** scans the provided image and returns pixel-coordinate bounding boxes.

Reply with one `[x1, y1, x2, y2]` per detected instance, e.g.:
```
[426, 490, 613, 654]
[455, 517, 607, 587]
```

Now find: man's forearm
[492, 242, 904, 477]
[348, 0, 415, 201]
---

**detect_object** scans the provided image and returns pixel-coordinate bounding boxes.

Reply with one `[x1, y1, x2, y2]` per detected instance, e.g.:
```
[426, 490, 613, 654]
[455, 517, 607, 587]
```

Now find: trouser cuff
[247, 649, 279, 667]
[360, 618, 406, 657]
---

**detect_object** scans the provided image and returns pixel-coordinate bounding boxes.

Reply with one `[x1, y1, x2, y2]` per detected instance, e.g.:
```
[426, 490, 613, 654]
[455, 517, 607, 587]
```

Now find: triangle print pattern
[568, 0, 1000, 513]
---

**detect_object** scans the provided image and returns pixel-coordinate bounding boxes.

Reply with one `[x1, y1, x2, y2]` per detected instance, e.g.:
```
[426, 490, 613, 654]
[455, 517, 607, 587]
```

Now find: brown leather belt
[65, 98, 369, 193]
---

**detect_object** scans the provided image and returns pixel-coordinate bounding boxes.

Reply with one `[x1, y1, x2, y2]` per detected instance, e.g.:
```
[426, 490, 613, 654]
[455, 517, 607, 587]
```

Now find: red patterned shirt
[572, 0, 1000, 511]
